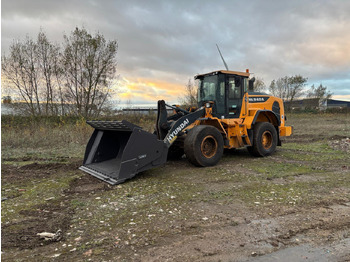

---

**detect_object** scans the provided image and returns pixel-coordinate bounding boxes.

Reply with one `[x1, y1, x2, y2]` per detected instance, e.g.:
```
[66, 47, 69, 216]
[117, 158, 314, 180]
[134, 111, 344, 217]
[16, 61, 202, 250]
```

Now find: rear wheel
[184, 125, 224, 166]
[247, 122, 277, 157]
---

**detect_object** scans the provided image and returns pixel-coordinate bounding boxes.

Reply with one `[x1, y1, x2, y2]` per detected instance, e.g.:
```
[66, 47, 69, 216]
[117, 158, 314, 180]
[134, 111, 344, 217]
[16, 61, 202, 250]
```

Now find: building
[285, 98, 350, 111]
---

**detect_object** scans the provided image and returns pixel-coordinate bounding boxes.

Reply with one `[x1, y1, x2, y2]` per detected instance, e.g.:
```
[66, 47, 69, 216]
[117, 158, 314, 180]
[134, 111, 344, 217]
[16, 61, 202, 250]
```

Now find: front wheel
[184, 125, 224, 167]
[248, 122, 277, 157]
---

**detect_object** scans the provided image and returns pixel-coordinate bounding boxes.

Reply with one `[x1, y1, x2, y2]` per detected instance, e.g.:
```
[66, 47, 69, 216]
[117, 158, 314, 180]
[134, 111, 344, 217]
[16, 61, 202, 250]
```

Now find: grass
[286, 112, 350, 139]
[1, 112, 350, 261]
[1, 173, 79, 223]
[1, 113, 156, 163]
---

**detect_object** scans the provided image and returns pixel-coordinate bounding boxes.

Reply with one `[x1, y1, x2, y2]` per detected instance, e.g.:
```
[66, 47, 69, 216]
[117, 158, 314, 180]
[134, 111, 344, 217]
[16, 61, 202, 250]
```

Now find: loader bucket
[79, 120, 168, 185]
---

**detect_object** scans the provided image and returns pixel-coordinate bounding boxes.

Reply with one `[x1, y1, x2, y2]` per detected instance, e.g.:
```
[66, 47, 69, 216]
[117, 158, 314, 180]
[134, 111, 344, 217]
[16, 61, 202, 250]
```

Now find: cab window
[228, 77, 242, 99]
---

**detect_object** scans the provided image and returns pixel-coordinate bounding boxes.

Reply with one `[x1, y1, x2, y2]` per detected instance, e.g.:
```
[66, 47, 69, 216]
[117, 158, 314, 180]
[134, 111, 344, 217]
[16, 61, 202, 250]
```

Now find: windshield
[198, 75, 216, 101]
[197, 74, 225, 115]
[197, 75, 225, 102]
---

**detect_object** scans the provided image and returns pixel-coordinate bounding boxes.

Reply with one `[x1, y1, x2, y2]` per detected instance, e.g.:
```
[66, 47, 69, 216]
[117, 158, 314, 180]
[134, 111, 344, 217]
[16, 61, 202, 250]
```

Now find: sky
[2, 0, 350, 105]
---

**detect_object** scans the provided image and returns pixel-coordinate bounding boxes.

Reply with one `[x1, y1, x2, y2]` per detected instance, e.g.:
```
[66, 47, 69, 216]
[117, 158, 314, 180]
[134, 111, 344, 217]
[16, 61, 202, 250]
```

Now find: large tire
[248, 122, 277, 157]
[184, 125, 224, 167]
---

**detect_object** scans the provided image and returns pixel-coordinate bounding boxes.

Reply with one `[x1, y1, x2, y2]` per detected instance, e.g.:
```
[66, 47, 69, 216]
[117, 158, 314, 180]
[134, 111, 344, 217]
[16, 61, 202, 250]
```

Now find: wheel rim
[261, 131, 273, 150]
[201, 135, 218, 158]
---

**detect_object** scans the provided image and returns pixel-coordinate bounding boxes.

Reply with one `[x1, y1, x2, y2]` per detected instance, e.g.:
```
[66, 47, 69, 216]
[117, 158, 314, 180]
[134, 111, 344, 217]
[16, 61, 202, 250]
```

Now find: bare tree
[62, 27, 118, 117]
[269, 75, 307, 102]
[2, 31, 64, 116]
[36, 31, 63, 115]
[179, 78, 197, 107]
[307, 84, 332, 100]
[2, 28, 118, 117]
[253, 77, 266, 92]
[52, 49, 66, 115]
[2, 38, 42, 115]
[288, 75, 307, 102]
[269, 76, 289, 100]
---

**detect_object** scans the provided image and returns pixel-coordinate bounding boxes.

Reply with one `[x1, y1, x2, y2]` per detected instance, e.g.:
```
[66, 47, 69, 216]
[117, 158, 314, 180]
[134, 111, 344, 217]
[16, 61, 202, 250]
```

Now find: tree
[62, 27, 118, 117]
[36, 31, 64, 115]
[288, 75, 307, 102]
[269, 76, 289, 100]
[1, 27, 118, 117]
[179, 79, 197, 107]
[2, 32, 67, 116]
[2, 96, 12, 104]
[307, 84, 332, 100]
[269, 75, 307, 102]
[2, 37, 42, 115]
[253, 77, 266, 92]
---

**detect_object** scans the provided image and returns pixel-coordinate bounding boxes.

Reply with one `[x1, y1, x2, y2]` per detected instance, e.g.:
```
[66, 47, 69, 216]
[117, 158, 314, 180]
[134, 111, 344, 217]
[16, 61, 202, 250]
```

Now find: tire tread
[184, 125, 224, 166]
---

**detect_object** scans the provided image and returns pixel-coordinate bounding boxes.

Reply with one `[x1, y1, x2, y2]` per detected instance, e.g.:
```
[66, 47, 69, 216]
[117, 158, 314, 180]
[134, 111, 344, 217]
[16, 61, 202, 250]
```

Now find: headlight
[206, 102, 211, 108]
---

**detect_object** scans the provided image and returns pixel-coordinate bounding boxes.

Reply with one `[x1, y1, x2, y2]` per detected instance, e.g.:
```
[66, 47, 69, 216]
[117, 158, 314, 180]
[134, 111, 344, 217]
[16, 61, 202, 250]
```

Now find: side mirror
[248, 77, 255, 92]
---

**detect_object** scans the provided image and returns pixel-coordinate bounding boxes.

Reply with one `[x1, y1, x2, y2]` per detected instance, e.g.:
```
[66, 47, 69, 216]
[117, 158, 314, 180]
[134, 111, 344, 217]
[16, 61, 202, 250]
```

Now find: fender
[251, 110, 281, 146]
[252, 110, 280, 126]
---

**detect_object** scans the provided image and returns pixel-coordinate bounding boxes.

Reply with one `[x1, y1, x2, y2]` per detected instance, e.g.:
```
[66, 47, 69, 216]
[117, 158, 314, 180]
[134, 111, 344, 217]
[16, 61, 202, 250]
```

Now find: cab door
[226, 75, 243, 118]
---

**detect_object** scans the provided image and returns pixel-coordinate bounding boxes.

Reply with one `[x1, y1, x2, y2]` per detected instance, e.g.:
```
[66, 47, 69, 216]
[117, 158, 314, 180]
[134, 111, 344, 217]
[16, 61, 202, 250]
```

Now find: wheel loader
[80, 69, 292, 185]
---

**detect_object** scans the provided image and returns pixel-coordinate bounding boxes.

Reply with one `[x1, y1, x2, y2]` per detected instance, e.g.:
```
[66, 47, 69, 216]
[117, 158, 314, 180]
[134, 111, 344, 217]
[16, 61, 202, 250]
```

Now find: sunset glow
[117, 76, 190, 105]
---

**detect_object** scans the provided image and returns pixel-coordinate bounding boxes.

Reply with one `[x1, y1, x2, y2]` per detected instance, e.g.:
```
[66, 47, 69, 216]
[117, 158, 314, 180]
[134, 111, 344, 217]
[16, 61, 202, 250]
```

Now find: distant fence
[1, 104, 14, 115]
[1, 104, 175, 116]
[121, 108, 174, 115]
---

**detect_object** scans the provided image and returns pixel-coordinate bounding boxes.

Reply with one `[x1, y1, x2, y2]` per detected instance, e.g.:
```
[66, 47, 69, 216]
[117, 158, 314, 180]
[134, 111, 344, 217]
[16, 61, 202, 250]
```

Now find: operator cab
[195, 70, 250, 118]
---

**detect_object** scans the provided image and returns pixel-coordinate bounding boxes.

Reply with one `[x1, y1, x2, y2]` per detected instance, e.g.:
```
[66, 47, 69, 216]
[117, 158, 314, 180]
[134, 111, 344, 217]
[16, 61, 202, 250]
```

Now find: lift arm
[156, 100, 205, 147]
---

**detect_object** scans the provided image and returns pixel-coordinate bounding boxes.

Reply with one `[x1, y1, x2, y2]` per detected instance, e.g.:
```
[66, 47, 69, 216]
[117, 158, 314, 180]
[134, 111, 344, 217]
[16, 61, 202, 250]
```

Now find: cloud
[2, 0, 350, 103]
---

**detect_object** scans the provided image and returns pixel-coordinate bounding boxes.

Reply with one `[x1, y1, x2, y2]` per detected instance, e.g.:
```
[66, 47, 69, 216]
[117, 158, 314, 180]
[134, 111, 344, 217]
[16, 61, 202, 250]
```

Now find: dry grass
[1, 112, 350, 261]
[1, 114, 157, 163]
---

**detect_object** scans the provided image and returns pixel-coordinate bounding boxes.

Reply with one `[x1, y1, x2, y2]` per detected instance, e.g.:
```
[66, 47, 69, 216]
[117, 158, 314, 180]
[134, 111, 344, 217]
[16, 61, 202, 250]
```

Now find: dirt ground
[1, 113, 350, 261]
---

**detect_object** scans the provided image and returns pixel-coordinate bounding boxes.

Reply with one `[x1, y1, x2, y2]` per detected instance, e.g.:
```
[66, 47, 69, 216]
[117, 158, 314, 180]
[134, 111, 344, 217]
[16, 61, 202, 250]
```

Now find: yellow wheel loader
[80, 69, 292, 184]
